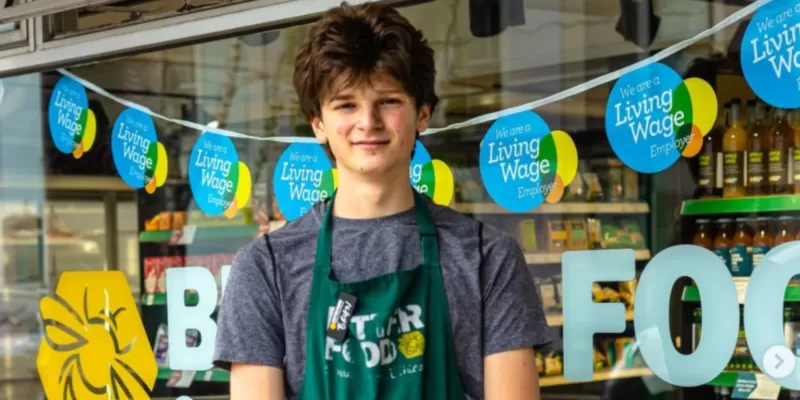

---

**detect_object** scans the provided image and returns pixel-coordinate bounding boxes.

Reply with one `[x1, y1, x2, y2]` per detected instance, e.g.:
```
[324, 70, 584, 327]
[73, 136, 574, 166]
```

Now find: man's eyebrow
[327, 94, 354, 102]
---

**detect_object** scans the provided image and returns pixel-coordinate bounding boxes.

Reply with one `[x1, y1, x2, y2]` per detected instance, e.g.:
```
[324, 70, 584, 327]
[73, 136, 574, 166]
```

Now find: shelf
[682, 283, 800, 302]
[708, 371, 754, 387]
[453, 202, 650, 215]
[139, 221, 287, 243]
[157, 367, 230, 382]
[139, 225, 257, 243]
[681, 195, 800, 215]
[525, 249, 651, 265]
[539, 367, 652, 387]
[2, 175, 132, 192]
[142, 292, 214, 306]
[546, 310, 634, 327]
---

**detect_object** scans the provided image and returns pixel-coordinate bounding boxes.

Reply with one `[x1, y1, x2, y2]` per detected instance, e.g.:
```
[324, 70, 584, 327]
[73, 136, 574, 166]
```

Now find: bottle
[693, 219, 714, 250]
[698, 107, 725, 198]
[714, 218, 733, 269]
[731, 218, 753, 277]
[753, 216, 773, 269]
[775, 215, 795, 247]
[793, 109, 800, 194]
[769, 108, 793, 194]
[723, 99, 748, 198]
[748, 101, 770, 195]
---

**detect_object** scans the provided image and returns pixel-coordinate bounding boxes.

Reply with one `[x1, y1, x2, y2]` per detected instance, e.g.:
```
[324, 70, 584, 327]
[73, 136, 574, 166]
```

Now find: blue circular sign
[48, 76, 89, 154]
[111, 108, 159, 189]
[479, 111, 556, 213]
[605, 62, 685, 174]
[410, 140, 432, 193]
[189, 132, 240, 216]
[273, 143, 335, 221]
[741, 0, 800, 108]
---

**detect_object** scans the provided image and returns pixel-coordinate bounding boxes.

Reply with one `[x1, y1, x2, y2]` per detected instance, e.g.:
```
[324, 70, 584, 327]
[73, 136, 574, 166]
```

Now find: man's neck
[332, 169, 414, 219]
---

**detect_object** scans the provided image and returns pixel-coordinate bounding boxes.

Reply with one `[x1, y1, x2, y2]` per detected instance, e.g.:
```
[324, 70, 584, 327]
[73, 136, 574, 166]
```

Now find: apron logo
[325, 304, 426, 370]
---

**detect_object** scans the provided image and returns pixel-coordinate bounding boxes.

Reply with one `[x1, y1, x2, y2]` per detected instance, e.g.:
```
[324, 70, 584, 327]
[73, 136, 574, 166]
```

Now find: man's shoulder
[428, 201, 522, 255]
[235, 202, 323, 267]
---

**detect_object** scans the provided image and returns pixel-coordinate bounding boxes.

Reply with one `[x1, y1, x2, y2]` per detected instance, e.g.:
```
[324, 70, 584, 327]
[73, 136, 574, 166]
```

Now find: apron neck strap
[315, 189, 440, 274]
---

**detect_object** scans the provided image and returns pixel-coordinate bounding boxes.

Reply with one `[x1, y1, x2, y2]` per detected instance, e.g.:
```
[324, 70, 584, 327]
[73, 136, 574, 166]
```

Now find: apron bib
[300, 191, 466, 400]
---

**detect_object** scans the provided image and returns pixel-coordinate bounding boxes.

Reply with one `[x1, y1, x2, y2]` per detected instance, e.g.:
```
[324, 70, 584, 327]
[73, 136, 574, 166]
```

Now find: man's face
[311, 73, 430, 178]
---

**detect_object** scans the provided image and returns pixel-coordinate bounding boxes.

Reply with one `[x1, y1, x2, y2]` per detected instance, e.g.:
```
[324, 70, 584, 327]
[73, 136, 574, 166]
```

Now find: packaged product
[591, 283, 605, 302]
[623, 167, 639, 202]
[158, 212, 172, 230]
[535, 277, 558, 312]
[693, 219, 714, 250]
[535, 352, 544, 375]
[713, 219, 733, 269]
[143, 257, 162, 294]
[543, 352, 563, 376]
[518, 219, 538, 251]
[614, 337, 637, 368]
[593, 346, 607, 370]
[587, 218, 603, 249]
[601, 287, 620, 303]
[172, 211, 186, 228]
[753, 216, 773, 268]
[583, 171, 604, 202]
[722, 99, 747, 198]
[565, 218, 588, 250]
[547, 220, 567, 252]
[730, 218, 753, 277]
[608, 159, 624, 202]
[618, 279, 637, 309]
[622, 221, 645, 249]
[153, 324, 169, 367]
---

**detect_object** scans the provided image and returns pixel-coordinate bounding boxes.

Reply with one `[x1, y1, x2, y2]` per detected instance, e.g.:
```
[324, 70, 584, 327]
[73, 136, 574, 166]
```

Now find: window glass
[1, 0, 798, 399]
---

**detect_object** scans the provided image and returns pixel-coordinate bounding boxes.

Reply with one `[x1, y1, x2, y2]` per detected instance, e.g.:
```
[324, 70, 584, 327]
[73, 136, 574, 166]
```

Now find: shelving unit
[678, 194, 800, 398]
[539, 367, 652, 387]
[682, 195, 800, 215]
[453, 202, 650, 215]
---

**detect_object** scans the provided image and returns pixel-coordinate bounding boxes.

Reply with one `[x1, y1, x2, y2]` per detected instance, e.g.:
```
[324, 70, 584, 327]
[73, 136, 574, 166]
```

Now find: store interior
[0, 0, 794, 398]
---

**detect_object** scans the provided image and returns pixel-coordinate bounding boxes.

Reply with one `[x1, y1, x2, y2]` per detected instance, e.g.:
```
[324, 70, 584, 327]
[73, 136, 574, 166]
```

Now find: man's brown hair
[293, 2, 439, 121]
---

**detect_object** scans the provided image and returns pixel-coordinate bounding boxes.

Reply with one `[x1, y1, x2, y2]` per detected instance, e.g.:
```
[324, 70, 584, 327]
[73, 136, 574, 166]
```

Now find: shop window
[1, 0, 798, 399]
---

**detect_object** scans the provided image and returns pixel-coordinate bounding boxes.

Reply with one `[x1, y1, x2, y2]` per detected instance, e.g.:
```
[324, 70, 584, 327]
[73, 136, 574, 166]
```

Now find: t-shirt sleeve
[480, 226, 553, 356]
[213, 237, 285, 370]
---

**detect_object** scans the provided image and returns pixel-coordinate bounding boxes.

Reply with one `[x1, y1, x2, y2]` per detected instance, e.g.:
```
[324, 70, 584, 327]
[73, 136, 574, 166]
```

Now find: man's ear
[416, 104, 431, 133]
[311, 116, 327, 144]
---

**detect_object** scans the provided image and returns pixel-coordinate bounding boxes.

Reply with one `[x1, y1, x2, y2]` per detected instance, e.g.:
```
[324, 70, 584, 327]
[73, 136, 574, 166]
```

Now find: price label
[734, 277, 749, 304]
[733, 373, 779, 399]
[169, 225, 197, 245]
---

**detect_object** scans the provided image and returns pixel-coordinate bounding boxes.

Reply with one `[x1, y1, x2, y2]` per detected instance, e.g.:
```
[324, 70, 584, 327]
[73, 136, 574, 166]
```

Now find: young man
[213, 2, 552, 399]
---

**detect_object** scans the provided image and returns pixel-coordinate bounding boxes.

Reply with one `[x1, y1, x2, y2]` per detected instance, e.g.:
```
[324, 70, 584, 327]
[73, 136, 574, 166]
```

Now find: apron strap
[412, 191, 440, 269]
[315, 189, 441, 274]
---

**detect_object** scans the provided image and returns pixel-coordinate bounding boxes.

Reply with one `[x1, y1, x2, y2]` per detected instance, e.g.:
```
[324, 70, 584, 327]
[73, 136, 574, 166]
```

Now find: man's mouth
[352, 140, 390, 149]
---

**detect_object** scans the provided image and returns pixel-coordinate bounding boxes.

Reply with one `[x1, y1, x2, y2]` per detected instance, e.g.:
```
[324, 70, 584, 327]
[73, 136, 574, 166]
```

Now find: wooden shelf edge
[539, 367, 652, 387]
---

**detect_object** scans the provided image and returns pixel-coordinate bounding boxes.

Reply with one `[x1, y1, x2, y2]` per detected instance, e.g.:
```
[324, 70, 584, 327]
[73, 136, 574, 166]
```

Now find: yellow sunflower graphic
[397, 331, 425, 359]
[37, 271, 157, 400]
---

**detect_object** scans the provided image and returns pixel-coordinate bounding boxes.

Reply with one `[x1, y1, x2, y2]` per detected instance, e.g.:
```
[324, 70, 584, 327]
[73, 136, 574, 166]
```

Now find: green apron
[300, 190, 467, 400]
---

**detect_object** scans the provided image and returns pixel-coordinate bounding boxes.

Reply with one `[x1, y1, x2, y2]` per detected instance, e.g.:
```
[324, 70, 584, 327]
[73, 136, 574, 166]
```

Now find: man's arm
[213, 239, 287, 398]
[230, 364, 285, 400]
[484, 348, 540, 400]
[479, 225, 552, 399]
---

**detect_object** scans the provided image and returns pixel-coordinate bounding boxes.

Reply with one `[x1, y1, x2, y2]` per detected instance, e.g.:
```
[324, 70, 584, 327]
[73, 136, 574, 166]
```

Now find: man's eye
[381, 98, 402, 105]
[334, 103, 355, 110]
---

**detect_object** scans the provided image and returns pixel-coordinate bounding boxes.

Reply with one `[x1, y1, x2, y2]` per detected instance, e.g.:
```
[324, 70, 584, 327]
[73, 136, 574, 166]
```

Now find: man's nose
[356, 104, 385, 131]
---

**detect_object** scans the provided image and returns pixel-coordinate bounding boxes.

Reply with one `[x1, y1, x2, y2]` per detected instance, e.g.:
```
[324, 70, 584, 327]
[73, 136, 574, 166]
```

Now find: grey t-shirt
[213, 197, 552, 399]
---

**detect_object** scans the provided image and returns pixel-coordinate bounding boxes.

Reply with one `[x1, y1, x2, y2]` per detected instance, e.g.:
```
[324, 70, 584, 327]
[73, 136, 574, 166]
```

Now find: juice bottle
[731, 217, 753, 277]
[769, 108, 793, 194]
[714, 218, 733, 269]
[693, 219, 714, 249]
[698, 106, 725, 198]
[748, 101, 770, 195]
[775, 215, 795, 246]
[793, 109, 800, 194]
[753, 216, 773, 269]
[723, 99, 748, 198]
